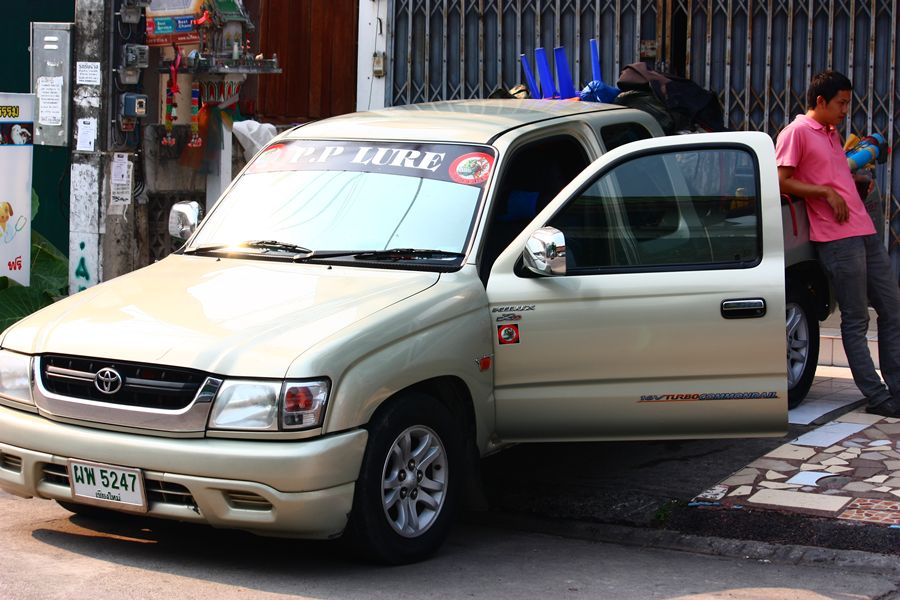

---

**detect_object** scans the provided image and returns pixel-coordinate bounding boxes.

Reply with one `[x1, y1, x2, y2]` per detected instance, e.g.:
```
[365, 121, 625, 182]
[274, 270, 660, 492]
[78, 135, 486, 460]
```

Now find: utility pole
[69, 0, 109, 294]
[70, 0, 147, 292]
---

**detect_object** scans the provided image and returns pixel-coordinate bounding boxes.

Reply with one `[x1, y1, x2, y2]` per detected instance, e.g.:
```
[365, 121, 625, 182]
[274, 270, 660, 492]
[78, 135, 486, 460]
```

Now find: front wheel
[786, 293, 819, 409]
[346, 392, 462, 564]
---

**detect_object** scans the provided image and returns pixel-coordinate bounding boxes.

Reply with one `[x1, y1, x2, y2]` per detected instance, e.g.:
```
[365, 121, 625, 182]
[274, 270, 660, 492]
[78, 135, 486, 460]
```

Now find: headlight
[0, 349, 33, 406]
[208, 379, 329, 431]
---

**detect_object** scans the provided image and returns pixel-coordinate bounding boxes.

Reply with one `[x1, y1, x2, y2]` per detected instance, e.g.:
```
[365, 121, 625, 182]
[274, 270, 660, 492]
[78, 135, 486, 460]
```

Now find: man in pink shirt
[776, 70, 900, 417]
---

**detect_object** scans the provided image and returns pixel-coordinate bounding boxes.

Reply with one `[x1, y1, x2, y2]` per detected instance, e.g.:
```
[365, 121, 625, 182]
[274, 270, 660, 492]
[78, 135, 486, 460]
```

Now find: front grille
[0, 451, 22, 473]
[41, 355, 208, 410]
[42, 463, 69, 486]
[39, 463, 198, 509]
[146, 480, 196, 507]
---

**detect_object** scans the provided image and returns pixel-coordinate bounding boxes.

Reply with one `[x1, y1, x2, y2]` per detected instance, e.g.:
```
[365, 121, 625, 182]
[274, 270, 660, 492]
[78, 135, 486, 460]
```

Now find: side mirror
[168, 201, 203, 242]
[522, 226, 567, 276]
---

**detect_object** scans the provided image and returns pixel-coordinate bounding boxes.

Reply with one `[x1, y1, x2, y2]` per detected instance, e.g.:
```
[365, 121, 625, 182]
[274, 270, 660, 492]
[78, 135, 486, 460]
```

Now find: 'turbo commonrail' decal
[639, 391, 779, 402]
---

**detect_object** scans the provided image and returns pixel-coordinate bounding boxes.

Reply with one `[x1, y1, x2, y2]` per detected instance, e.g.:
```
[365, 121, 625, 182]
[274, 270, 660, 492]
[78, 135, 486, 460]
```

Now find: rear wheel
[346, 392, 461, 564]
[786, 292, 819, 409]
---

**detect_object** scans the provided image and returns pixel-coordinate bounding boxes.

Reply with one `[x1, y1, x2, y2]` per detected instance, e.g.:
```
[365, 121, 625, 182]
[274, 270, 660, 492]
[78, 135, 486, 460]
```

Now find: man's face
[816, 89, 851, 126]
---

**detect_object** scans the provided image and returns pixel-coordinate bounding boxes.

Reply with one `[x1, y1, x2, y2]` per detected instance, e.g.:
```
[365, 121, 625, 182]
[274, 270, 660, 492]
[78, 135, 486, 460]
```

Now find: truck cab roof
[286, 99, 627, 145]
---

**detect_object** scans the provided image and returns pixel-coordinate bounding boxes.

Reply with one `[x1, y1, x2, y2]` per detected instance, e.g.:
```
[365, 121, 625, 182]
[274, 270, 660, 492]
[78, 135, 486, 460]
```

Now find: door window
[549, 146, 760, 272]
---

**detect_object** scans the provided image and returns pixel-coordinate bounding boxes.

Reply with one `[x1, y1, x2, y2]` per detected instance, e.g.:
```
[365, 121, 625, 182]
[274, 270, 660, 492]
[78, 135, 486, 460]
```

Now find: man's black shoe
[866, 398, 900, 417]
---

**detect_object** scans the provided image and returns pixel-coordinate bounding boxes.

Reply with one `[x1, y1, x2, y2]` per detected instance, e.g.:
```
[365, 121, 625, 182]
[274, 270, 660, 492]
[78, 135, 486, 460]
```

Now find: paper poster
[76, 118, 96, 152]
[36, 76, 62, 126]
[0, 94, 35, 287]
[110, 155, 133, 216]
[76, 62, 102, 86]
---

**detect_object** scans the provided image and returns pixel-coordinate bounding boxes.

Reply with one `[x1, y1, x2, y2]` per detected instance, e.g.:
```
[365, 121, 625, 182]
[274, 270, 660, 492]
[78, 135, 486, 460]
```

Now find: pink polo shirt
[774, 114, 874, 242]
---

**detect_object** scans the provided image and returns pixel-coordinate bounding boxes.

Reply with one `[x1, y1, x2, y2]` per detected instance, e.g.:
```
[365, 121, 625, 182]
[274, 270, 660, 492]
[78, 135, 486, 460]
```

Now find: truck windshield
[187, 140, 496, 263]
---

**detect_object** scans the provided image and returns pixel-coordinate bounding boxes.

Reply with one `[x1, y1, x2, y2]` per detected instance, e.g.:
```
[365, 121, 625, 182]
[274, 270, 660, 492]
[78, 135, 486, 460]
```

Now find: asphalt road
[1, 489, 897, 600]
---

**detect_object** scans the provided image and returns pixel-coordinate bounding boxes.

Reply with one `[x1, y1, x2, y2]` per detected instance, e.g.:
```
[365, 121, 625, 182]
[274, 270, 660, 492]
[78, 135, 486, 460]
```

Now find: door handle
[721, 298, 767, 319]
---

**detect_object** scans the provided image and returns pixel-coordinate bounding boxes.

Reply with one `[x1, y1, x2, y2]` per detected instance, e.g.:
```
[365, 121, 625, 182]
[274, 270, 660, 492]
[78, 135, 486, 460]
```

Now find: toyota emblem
[94, 367, 123, 395]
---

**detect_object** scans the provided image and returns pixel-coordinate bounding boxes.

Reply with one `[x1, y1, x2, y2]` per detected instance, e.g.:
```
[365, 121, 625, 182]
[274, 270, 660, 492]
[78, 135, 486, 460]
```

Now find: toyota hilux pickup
[0, 99, 830, 563]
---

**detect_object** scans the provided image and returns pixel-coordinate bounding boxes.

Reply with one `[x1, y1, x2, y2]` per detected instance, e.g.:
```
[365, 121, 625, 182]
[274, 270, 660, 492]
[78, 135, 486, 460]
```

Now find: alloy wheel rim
[381, 425, 448, 538]
[786, 302, 810, 388]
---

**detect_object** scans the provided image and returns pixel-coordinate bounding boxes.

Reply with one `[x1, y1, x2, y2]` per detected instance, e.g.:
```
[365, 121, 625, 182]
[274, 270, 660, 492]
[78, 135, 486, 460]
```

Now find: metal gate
[388, 0, 900, 261]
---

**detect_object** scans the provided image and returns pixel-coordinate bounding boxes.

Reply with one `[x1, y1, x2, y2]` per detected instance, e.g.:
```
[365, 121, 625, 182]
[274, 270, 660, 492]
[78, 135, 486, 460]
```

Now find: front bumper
[0, 404, 368, 539]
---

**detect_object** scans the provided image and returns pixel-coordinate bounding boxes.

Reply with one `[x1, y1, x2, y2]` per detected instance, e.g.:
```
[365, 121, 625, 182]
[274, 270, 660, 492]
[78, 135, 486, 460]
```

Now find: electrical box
[120, 93, 148, 118]
[119, 44, 149, 85]
[123, 44, 149, 69]
[30, 22, 73, 147]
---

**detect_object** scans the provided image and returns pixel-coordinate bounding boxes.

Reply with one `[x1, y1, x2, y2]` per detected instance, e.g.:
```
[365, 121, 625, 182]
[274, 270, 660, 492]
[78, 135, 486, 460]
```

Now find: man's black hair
[807, 70, 852, 108]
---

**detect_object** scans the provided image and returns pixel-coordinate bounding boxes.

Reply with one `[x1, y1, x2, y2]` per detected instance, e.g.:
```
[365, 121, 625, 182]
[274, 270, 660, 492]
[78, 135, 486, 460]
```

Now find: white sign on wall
[0, 94, 35, 286]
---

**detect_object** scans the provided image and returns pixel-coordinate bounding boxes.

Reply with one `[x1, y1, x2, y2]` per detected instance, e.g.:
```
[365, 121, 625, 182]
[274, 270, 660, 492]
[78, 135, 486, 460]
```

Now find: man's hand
[824, 187, 850, 223]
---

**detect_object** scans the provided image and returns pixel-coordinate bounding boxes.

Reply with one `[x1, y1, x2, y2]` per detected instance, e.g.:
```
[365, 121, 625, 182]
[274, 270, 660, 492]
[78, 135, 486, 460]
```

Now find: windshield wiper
[240, 240, 313, 254]
[182, 243, 231, 256]
[353, 248, 466, 261]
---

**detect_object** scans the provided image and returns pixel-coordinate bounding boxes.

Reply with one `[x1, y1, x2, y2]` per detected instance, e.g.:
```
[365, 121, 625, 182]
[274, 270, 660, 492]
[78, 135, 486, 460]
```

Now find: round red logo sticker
[449, 152, 494, 185]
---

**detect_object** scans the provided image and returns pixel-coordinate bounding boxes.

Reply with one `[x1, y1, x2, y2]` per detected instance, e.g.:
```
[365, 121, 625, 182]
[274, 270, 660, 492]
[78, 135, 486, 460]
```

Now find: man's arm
[777, 165, 849, 223]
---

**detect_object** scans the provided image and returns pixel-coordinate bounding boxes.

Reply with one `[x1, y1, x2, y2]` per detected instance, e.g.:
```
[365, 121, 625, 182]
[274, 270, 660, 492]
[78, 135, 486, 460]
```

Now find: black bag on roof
[614, 62, 728, 133]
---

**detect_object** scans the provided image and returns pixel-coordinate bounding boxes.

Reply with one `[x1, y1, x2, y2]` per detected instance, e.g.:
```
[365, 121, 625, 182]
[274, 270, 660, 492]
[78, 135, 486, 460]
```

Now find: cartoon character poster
[0, 94, 34, 286]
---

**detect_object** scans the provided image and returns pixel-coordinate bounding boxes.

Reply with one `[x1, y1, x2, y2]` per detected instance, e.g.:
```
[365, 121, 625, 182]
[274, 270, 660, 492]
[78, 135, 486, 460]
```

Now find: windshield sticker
[497, 324, 520, 345]
[247, 140, 495, 187]
[449, 152, 494, 185]
[638, 392, 779, 402]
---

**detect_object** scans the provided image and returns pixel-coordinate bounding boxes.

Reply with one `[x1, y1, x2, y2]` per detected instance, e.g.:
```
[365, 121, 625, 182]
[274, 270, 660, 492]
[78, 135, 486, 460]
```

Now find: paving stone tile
[747, 489, 852, 513]
[886, 418, 900, 424]
[748, 458, 797, 471]
[868, 440, 893, 447]
[695, 484, 729, 501]
[758, 481, 802, 490]
[864, 429, 891, 440]
[891, 490, 900, 499]
[838, 509, 900, 525]
[873, 486, 894, 493]
[823, 445, 844, 453]
[825, 465, 854, 473]
[843, 481, 877, 492]
[799, 463, 823, 471]
[844, 447, 862, 455]
[865, 475, 890, 483]
[821, 457, 849, 466]
[837, 452, 856, 459]
[721, 473, 758, 486]
[884, 478, 900, 487]
[765, 470, 788, 480]
[728, 485, 753, 497]
[884, 460, 900, 470]
[846, 498, 900, 510]
[764, 444, 817, 461]
[785, 471, 834, 486]
[836, 411, 885, 425]
[793, 422, 869, 447]
[849, 459, 885, 469]
[852, 467, 885, 479]
[875, 424, 900, 435]
[880, 450, 900, 459]
[860, 452, 888, 460]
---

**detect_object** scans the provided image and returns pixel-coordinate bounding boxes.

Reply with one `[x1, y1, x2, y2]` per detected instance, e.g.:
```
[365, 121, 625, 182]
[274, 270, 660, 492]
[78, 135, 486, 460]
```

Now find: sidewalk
[680, 365, 900, 554]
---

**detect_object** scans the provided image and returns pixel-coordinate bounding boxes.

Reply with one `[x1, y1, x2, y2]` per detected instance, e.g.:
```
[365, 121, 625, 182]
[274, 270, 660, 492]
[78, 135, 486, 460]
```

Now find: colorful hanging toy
[844, 132, 890, 171]
[162, 45, 182, 147]
[187, 82, 203, 148]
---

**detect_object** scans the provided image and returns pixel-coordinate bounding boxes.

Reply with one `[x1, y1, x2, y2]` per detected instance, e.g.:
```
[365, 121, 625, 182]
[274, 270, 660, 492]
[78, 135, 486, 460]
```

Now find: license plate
[66, 459, 148, 512]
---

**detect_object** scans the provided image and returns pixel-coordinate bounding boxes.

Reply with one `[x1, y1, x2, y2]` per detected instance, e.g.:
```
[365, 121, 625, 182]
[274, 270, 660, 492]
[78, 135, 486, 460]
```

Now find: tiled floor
[693, 373, 900, 526]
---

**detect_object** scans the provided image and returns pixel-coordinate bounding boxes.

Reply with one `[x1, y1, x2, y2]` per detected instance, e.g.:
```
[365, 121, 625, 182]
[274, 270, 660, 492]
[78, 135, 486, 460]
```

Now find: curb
[464, 510, 900, 576]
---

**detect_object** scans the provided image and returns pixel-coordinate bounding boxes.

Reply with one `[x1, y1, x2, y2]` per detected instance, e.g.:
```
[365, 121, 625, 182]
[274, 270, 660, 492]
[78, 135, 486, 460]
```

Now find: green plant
[0, 190, 68, 331]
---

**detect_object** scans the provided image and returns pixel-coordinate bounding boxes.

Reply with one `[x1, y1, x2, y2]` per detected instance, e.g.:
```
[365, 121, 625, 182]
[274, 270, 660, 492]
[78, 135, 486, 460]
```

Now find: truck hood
[2, 255, 439, 377]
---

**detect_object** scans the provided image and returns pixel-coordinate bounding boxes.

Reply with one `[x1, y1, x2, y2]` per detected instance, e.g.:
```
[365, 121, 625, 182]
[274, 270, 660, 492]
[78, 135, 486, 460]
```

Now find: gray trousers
[815, 234, 900, 406]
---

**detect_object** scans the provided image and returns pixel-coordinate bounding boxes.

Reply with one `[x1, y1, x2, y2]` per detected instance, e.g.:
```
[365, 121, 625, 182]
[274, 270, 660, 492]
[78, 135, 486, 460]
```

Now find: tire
[346, 392, 462, 564]
[786, 292, 819, 409]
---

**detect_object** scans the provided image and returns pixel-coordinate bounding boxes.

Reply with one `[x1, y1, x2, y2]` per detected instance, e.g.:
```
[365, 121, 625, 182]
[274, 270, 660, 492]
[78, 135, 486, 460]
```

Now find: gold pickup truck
[0, 99, 830, 563]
